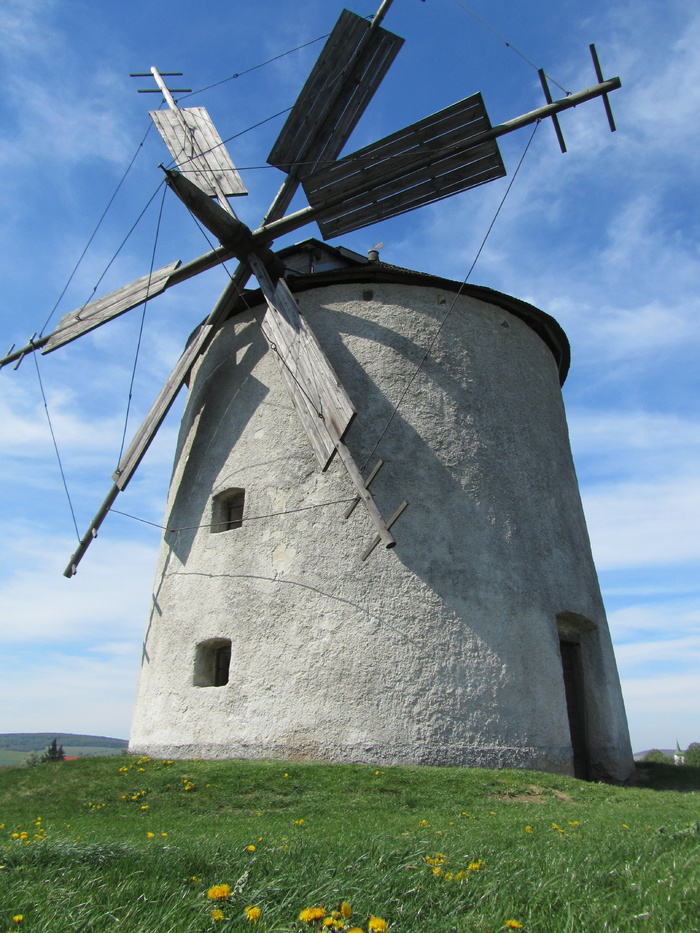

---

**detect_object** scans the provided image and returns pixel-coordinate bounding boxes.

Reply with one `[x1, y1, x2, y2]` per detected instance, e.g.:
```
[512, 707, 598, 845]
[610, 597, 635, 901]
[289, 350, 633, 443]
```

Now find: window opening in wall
[212, 489, 245, 533]
[193, 638, 232, 687]
[559, 638, 589, 780]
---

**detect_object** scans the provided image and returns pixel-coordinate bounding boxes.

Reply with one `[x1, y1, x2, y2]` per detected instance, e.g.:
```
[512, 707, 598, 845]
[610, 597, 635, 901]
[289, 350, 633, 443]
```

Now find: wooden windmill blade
[163, 168, 394, 548]
[248, 254, 356, 470]
[150, 106, 247, 198]
[267, 8, 404, 178]
[49, 2, 623, 577]
[301, 92, 507, 239]
[41, 261, 181, 353]
[0, 242, 234, 370]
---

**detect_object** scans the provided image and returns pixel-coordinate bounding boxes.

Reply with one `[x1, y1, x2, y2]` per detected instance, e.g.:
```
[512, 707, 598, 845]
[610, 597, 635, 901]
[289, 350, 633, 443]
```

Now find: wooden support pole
[63, 484, 120, 577]
[589, 45, 617, 132]
[371, 0, 396, 29]
[344, 459, 385, 518]
[361, 499, 408, 561]
[538, 69, 567, 153]
[335, 440, 396, 550]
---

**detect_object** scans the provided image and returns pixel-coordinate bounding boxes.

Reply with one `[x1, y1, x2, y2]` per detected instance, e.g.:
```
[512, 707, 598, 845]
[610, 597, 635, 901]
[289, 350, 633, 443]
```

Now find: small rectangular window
[193, 638, 231, 687]
[212, 489, 245, 533]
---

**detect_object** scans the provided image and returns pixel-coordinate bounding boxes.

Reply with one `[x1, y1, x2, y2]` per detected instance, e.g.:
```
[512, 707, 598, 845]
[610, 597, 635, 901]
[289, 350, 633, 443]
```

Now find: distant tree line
[1, 732, 126, 753]
[643, 743, 700, 766]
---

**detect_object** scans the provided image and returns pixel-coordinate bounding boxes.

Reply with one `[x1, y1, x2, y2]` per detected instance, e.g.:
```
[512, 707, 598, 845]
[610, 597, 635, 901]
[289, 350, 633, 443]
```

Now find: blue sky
[0, 0, 697, 754]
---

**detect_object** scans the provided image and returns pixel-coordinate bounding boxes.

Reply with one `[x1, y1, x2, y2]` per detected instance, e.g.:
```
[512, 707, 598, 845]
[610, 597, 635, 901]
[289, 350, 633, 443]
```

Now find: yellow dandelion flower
[418, 819, 430, 826]
[525, 826, 532, 833]
[244, 905, 261, 923]
[161, 832, 168, 838]
[211, 909, 225, 921]
[368, 917, 387, 933]
[294, 819, 305, 825]
[568, 821, 579, 826]
[490, 811, 496, 815]
[207, 884, 232, 900]
[299, 906, 326, 923]
[341, 902, 352, 919]
[622, 824, 628, 829]
[246, 845, 256, 852]
[444, 871, 454, 881]
[140, 805, 149, 811]
[323, 919, 335, 928]
[504, 922, 523, 930]
[468, 860, 483, 871]
[283, 772, 289, 777]
[11, 834, 19, 840]
[432, 867, 443, 876]
[347, 929, 364, 933]
[12, 917, 23, 924]
[146, 832, 155, 838]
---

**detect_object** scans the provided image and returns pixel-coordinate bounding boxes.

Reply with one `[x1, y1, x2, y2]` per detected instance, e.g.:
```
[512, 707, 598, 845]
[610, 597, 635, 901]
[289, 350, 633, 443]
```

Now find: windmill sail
[42, 260, 181, 353]
[301, 92, 506, 239]
[267, 8, 403, 177]
[151, 106, 247, 197]
[247, 254, 355, 470]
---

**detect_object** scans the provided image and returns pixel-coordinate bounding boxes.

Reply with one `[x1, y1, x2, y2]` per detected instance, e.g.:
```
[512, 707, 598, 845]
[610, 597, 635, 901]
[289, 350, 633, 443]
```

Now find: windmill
[2, 2, 632, 778]
[1, 0, 619, 575]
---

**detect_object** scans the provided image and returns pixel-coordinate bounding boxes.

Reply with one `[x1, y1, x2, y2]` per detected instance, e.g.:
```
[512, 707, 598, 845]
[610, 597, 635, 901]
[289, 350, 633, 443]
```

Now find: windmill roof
[226, 239, 571, 384]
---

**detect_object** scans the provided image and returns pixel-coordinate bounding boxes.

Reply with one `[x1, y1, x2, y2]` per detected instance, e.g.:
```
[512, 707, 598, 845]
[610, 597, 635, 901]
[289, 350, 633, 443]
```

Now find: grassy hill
[0, 756, 698, 932]
[0, 732, 127, 766]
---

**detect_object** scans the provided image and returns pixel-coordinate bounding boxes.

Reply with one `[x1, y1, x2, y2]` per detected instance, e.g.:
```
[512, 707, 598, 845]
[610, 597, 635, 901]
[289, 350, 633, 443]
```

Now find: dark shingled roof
[228, 253, 570, 385]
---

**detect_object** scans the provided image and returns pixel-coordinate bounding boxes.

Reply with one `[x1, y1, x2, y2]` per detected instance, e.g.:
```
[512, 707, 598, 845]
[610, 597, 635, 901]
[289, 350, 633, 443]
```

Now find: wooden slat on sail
[267, 8, 403, 177]
[261, 279, 356, 469]
[248, 254, 355, 470]
[150, 106, 247, 197]
[113, 322, 214, 489]
[301, 92, 506, 239]
[42, 261, 181, 353]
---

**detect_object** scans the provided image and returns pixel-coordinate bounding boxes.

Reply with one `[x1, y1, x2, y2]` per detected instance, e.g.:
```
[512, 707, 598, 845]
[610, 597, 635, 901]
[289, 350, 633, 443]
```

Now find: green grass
[0, 757, 698, 933]
[0, 751, 27, 767]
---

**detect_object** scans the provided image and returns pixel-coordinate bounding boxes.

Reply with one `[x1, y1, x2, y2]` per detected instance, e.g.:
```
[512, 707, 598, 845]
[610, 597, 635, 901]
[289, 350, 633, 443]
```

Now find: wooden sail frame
[267, 8, 404, 178]
[0, 2, 621, 576]
[151, 106, 247, 197]
[302, 92, 506, 239]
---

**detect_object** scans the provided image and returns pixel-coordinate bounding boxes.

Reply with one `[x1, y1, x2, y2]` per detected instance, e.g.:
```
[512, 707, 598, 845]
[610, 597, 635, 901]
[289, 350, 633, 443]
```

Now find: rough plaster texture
[129, 275, 634, 780]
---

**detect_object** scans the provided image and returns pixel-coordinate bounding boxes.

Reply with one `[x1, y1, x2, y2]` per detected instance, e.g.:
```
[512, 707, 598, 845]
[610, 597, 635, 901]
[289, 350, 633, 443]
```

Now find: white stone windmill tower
[2, 1, 633, 780]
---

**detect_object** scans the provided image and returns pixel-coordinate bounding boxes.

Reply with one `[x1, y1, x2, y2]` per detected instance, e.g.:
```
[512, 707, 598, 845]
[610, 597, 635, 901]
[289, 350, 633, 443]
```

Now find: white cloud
[609, 600, 700, 640]
[583, 477, 700, 570]
[0, 532, 158, 644]
[0, 650, 138, 738]
[620, 673, 700, 752]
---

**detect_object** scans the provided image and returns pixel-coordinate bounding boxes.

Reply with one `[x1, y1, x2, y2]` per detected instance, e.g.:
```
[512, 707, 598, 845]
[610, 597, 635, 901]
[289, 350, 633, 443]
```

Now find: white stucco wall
[129, 276, 633, 780]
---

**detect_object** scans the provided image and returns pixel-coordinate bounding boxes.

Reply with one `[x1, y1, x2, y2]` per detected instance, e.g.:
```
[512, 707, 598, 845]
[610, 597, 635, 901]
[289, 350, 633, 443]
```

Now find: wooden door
[559, 640, 589, 779]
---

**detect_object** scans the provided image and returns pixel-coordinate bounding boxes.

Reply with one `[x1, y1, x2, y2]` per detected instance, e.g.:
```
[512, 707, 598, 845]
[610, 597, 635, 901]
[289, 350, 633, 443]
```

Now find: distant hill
[0, 734, 127, 765]
[633, 748, 676, 761]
